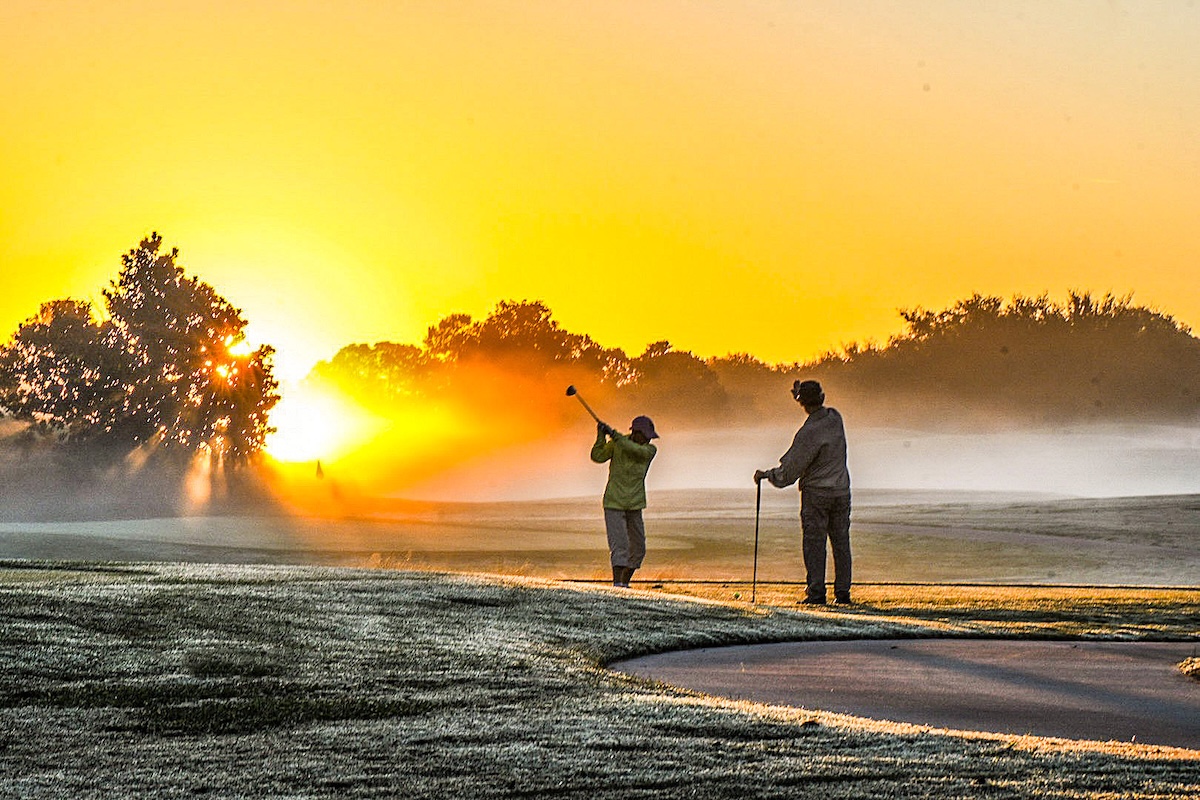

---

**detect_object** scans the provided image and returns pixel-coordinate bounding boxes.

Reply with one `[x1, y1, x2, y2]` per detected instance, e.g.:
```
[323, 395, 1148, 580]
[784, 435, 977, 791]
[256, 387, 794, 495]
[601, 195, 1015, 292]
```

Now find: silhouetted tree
[310, 342, 428, 403]
[314, 300, 639, 437]
[810, 292, 1200, 422]
[311, 291, 1200, 440]
[0, 234, 279, 464]
[0, 300, 130, 442]
[422, 313, 476, 363]
[708, 353, 791, 419]
[628, 341, 729, 422]
[421, 300, 624, 376]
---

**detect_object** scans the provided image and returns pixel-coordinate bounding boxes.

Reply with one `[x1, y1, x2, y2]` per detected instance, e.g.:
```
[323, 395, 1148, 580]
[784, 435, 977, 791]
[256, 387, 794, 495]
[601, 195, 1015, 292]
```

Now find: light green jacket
[590, 430, 657, 510]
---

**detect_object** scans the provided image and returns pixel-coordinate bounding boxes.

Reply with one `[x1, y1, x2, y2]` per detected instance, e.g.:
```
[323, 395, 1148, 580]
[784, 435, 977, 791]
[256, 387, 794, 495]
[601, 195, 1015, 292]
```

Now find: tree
[708, 353, 790, 420]
[628, 341, 729, 422]
[0, 234, 279, 465]
[811, 291, 1200, 422]
[422, 313, 475, 363]
[421, 300, 621, 374]
[0, 300, 130, 443]
[310, 342, 428, 404]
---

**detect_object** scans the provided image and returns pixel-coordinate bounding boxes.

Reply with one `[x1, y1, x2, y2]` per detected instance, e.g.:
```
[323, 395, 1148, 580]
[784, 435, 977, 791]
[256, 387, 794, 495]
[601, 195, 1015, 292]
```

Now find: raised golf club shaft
[566, 385, 603, 424]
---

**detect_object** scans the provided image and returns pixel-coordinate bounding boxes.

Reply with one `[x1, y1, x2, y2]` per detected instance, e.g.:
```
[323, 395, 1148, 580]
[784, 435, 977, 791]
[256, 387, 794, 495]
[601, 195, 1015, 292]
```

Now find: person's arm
[590, 423, 615, 463]
[760, 429, 820, 488]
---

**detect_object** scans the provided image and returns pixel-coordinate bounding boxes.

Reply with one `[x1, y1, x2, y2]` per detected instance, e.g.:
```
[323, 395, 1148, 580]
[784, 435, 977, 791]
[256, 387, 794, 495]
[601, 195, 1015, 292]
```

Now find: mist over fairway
[401, 422, 1200, 501]
[1, 486, 1196, 587]
[4, 410, 1200, 586]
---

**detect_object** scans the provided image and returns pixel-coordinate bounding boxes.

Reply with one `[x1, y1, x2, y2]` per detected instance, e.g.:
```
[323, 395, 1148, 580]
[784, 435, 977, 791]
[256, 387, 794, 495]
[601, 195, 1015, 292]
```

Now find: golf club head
[565, 385, 602, 424]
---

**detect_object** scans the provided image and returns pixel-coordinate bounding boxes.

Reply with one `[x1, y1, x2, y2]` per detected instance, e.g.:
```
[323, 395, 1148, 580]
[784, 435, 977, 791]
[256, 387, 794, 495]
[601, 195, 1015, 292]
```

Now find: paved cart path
[613, 640, 1200, 749]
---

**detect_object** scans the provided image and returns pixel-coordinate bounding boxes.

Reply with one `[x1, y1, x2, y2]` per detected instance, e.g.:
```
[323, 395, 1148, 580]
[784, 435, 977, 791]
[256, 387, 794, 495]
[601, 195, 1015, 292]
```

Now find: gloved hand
[598, 422, 617, 438]
[753, 469, 768, 484]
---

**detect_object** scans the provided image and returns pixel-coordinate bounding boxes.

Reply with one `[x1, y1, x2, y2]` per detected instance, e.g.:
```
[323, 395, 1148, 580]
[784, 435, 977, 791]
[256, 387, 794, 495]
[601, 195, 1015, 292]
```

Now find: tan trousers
[604, 508, 646, 568]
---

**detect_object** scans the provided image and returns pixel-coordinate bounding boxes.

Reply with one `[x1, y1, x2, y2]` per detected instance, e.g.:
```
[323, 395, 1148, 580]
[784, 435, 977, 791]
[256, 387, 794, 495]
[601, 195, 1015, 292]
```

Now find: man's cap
[791, 379, 825, 406]
[631, 415, 659, 439]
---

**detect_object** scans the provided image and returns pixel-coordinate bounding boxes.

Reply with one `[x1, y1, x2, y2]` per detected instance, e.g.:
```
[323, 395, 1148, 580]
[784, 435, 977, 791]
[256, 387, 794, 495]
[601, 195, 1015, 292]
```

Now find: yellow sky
[3, 1, 1199, 379]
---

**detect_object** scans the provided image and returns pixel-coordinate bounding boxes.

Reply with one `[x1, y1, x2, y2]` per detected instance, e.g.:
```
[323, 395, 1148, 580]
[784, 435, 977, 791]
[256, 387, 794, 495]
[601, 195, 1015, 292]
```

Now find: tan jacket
[764, 406, 850, 495]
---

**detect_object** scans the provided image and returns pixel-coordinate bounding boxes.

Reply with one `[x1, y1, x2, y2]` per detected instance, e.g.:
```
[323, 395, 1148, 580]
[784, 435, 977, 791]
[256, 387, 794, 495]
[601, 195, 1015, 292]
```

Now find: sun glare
[266, 384, 383, 463]
[225, 336, 255, 357]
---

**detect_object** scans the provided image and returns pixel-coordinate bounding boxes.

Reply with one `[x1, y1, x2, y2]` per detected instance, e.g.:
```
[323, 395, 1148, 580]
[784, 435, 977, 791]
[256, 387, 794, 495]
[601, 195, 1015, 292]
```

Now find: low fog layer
[4, 419, 1198, 585]
[4, 420, 1198, 520]
[399, 423, 1200, 502]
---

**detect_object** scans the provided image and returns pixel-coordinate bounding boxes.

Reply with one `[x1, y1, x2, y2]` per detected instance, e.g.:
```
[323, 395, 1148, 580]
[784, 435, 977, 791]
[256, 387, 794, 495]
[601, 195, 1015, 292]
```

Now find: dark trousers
[800, 490, 852, 601]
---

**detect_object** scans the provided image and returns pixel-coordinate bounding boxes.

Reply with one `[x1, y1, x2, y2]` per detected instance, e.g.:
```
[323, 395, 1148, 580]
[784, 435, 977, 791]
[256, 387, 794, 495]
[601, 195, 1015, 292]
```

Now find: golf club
[565, 385, 603, 424]
[752, 478, 761, 604]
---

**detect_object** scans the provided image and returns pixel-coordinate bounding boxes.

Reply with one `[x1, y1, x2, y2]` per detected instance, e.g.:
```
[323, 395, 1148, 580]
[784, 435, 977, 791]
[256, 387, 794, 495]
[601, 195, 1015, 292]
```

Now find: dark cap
[631, 415, 659, 439]
[791, 380, 824, 406]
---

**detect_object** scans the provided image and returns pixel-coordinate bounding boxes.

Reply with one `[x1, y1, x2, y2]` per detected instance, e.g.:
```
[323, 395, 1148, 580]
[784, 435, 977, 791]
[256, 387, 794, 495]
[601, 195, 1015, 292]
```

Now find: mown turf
[656, 582, 1200, 639]
[0, 562, 1196, 798]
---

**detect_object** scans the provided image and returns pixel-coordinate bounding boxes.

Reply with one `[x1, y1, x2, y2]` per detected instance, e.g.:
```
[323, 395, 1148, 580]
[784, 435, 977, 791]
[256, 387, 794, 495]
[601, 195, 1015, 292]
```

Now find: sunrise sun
[265, 384, 383, 463]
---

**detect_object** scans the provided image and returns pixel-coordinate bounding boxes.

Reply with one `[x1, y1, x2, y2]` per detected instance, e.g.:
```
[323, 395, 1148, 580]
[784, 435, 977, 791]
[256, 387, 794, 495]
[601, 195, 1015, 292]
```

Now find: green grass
[0, 562, 1196, 798]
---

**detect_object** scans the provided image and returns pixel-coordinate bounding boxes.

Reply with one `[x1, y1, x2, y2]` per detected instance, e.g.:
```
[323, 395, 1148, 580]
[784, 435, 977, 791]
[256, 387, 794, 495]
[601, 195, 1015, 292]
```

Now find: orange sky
[3, 1, 1199, 380]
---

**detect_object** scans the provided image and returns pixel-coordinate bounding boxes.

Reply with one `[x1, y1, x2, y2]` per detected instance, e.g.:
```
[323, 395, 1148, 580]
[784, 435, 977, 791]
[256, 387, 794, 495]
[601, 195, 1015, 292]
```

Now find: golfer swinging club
[754, 380, 853, 605]
[591, 415, 659, 588]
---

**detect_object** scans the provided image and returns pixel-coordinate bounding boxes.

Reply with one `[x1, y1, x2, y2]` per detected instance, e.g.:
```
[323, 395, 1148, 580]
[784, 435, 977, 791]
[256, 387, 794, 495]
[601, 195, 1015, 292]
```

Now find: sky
[3, 1, 1199, 381]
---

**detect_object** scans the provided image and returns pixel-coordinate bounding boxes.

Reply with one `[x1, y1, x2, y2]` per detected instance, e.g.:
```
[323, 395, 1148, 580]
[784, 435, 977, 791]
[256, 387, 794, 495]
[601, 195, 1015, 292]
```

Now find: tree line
[813, 292, 1200, 424]
[311, 291, 1200, 433]
[3, 232, 1197, 472]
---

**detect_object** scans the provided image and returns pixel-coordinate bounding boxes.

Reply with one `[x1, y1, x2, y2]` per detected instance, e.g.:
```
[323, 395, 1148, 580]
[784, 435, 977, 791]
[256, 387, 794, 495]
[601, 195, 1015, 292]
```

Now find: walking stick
[752, 478, 761, 605]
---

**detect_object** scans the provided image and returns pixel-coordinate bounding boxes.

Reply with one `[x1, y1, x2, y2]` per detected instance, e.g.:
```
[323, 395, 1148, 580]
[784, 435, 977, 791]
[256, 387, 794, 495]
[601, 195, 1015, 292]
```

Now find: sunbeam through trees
[0, 234, 279, 468]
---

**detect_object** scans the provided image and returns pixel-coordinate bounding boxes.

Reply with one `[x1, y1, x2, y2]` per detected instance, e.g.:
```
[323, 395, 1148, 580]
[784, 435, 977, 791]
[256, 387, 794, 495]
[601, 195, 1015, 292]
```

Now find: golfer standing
[755, 380, 852, 605]
[591, 416, 659, 588]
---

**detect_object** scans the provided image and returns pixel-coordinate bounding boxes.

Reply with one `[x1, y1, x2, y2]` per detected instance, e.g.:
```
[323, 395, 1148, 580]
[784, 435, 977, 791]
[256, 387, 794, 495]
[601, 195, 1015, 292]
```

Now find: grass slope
[0, 562, 1196, 798]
